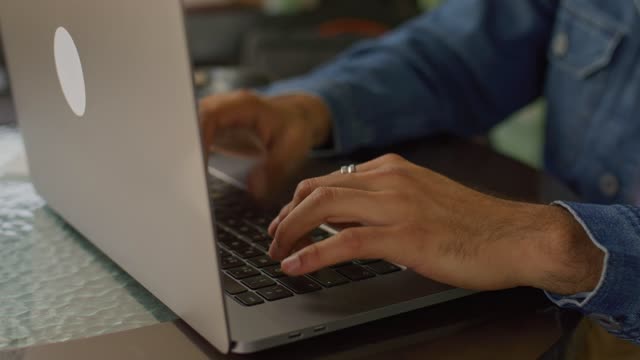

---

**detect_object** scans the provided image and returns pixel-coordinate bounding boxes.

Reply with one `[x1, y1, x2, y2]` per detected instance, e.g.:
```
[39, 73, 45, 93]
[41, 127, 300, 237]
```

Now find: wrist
[270, 93, 333, 147]
[522, 204, 605, 295]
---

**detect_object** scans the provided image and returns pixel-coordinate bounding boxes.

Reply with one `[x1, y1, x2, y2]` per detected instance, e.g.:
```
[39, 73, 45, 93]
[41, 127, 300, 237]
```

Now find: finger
[199, 94, 235, 151]
[199, 91, 269, 151]
[268, 172, 387, 235]
[268, 203, 364, 237]
[273, 153, 406, 222]
[268, 199, 353, 237]
[270, 188, 389, 260]
[199, 90, 261, 126]
[268, 204, 290, 236]
[280, 227, 386, 275]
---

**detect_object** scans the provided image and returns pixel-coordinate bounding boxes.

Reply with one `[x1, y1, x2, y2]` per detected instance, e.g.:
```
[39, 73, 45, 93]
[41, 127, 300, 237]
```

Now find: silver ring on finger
[340, 164, 357, 174]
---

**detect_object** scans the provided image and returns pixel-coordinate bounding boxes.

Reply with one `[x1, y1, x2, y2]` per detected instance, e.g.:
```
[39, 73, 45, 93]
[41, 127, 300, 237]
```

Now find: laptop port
[288, 332, 302, 339]
[313, 326, 327, 333]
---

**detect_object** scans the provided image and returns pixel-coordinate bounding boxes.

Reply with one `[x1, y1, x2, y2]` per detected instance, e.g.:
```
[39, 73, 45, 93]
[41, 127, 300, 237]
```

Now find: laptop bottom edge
[231, 287, 475, 354]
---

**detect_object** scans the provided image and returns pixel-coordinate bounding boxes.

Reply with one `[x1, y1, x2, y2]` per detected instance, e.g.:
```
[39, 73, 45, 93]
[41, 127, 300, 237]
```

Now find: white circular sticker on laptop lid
[54, 26, 86, 117]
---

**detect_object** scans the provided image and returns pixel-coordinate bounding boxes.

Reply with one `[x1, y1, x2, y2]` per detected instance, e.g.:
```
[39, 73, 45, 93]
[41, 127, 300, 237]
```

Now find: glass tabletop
[0, 127, 177, 351]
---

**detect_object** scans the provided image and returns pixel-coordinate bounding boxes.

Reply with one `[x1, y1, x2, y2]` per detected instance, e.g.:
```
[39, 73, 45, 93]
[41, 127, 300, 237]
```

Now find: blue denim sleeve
[262, 0, 558, 155]
[546, 201, 640, 344]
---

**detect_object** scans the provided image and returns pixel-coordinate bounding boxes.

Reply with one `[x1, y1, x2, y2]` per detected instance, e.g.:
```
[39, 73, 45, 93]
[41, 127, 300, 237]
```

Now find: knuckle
[291, 180, 313, 206]
[199, 102, 227, 120]
[296, 178, 316, 196]
[198, 100, 216, 115]
[278, 203, 291, 219]
[382, 153, 406, 164]
[378, 164, 410, 179]
[311, 187, 336, 202]
[238, 90, 261, 105]
[372, 167, 392, 178]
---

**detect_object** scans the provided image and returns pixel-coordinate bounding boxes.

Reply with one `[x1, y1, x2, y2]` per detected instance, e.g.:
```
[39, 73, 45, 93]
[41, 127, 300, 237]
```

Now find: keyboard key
[279, 276, 322, 294]
[220, 255, 244, 270]
[234, 246, 263, 259]
[222, 274, 248, 295]
[218, 234, 251, 251]
[354, 259, 380, 265]
[227, 266, 260, 279]
[253, 240, 272, 251]
[235, 292, 265, 306]
[214, 199, 243, 210]
[242, 275, 276, 290]
[223, 239, 251, 251]
[247, 255, 279, 268]
[218, 208, 245, 220]
[238, 210, 258, 220]
[308, 269, 349, 288]
[262, 265, 285, 278]
[236, 225, 273, 244]
[337, 264, 376, 281]
[257, 285, 293, 301]
[207, 177, 236, 191]
[235, 224, 256, 237]
[221, 217, 243, 228]
[329, 262, 353, 269]
[366, 261, 401, 275]
[247, 216, 271, 229]
[215, 228, 234, 242]
[248, 231, 273, 244]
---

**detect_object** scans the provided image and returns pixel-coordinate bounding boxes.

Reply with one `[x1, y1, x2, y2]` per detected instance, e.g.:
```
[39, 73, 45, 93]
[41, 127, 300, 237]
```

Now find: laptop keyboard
[208, 176, 402, 307]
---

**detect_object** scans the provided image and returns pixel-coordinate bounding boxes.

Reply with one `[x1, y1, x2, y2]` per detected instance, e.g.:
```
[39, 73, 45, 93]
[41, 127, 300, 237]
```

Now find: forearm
[262, 0, 558, 154]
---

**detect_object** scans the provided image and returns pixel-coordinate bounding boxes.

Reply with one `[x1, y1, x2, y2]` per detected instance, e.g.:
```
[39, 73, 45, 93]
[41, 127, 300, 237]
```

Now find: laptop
[0, 0, 472, 354]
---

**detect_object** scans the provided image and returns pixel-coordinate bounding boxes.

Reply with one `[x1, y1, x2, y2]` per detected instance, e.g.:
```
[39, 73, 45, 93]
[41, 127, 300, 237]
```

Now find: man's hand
[268, 154, 605, 295]
[199, 90, 332, 198]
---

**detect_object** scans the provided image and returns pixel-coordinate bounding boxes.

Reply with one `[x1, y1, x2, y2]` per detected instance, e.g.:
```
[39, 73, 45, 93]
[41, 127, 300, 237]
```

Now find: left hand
[267, 154, 604, 294]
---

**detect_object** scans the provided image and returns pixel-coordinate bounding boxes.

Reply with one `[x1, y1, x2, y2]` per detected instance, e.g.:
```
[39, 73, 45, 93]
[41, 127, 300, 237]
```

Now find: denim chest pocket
[548, 1, 625, 79]
[544, 1, 628, 187]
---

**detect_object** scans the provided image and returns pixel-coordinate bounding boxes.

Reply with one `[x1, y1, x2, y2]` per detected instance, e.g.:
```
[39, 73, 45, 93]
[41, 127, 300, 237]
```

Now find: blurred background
[0, 0, 544, 168]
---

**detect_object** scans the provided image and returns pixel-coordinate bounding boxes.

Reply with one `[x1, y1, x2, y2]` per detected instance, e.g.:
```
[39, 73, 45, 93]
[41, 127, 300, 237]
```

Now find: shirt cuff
[545, 201, 640, 342]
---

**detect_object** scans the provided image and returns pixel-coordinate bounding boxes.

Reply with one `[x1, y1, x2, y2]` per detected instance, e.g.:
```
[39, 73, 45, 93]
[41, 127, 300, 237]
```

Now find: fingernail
[281, 254, 301, 273]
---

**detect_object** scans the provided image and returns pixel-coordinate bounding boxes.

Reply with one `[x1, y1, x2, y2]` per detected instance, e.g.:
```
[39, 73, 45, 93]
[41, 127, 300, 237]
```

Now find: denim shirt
[263, 0, 640, 343]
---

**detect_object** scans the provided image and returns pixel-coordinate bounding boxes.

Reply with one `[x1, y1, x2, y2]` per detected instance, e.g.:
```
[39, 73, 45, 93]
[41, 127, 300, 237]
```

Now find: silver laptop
[0, 0, 472, 354]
